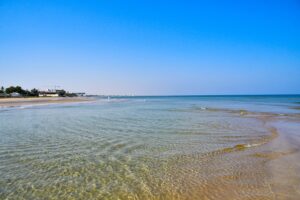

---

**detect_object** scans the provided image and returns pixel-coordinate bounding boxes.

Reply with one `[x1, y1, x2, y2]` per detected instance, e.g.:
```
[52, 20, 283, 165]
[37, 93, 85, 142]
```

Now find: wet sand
[0, 97, 93, 108]
[162, 106, 300, 199]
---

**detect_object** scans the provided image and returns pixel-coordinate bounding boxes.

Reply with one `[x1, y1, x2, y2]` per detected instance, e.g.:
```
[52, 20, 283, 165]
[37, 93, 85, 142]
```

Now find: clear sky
[0, 0, 299, 95]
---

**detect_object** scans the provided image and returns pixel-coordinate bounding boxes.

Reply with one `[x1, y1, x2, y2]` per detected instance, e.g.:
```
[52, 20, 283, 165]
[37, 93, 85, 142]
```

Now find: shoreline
[0, 97, 94, 108]
[0, 97, 299, 199]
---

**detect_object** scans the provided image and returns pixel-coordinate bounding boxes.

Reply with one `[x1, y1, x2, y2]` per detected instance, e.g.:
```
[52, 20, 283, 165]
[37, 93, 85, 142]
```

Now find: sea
[1, 95, 300, 199]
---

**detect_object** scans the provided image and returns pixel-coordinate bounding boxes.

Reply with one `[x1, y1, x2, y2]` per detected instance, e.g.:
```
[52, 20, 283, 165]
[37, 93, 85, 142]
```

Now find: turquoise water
[1, 95, 300, 199]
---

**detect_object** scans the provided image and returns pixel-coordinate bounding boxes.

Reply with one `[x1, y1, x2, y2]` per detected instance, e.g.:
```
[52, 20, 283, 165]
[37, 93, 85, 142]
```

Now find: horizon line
[90, 94, 300, 97]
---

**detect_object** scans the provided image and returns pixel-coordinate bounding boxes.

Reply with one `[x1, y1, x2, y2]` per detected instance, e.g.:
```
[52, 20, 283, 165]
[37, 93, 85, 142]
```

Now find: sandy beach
[0, 97, 93, 108]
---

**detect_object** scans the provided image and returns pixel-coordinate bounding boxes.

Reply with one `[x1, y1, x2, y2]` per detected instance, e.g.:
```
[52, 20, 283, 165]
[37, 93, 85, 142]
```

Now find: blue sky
[0, 0, 299, 95]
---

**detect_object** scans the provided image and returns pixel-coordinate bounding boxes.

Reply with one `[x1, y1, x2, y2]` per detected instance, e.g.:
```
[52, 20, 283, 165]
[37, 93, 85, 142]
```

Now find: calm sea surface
[1, 95, 300, 199]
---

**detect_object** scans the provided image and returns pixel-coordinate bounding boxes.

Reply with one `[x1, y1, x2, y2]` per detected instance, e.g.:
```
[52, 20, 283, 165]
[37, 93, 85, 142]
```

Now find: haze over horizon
[1, 0, 299, 95]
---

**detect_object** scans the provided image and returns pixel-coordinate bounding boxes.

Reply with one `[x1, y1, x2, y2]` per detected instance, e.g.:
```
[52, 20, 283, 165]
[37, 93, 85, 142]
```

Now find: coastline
[0, 97, 93, 108]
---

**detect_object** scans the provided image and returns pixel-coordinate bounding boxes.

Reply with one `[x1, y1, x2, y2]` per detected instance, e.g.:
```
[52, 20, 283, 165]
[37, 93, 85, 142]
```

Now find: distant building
[39, 90, 59, 97]
[10, 92, 22, 97]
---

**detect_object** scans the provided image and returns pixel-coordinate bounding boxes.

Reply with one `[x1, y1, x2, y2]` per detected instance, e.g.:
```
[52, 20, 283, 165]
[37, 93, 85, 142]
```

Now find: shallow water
[0, 95, 300, 199]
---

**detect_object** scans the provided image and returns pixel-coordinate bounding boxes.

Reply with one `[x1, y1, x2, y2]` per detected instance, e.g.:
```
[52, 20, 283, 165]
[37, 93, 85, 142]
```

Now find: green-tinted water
[1, 96, 300, 199]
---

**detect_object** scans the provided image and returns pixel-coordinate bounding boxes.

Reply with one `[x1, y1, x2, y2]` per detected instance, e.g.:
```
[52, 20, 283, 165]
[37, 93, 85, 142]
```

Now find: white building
[39, 91, 59, 97]
[10, 92, 22, 97]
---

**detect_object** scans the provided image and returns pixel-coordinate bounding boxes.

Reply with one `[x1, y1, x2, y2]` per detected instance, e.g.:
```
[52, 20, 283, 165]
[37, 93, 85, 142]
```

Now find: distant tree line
[0, 85, 78, 97]
[54, 89, 78, 97]
[0, 86, 39, 96]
